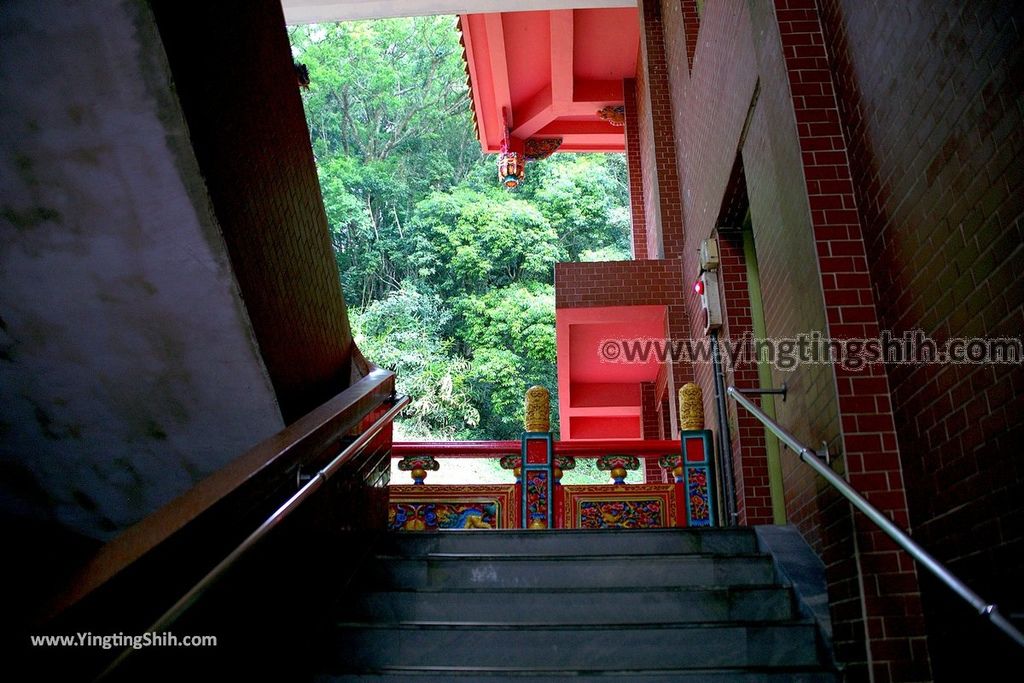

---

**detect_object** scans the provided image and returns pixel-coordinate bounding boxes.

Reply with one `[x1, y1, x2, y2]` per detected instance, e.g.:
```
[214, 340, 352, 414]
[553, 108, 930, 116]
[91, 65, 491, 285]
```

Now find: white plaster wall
[0, 0, 285, 539]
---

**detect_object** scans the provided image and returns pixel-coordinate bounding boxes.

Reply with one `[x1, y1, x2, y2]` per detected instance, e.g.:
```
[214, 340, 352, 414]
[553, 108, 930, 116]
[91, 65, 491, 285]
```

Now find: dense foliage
[291, 18, 630, 440]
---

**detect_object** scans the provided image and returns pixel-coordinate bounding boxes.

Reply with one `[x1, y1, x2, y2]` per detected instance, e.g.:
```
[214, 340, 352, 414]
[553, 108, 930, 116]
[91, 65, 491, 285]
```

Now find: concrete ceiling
[281, 0, 636, 24]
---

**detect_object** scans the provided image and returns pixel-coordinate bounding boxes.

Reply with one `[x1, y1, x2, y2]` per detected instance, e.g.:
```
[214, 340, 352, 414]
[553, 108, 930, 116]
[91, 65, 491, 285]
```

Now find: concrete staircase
[316, 528, 838, 681]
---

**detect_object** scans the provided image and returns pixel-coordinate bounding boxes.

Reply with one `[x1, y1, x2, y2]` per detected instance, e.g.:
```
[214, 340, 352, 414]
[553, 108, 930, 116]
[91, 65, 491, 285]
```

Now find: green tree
[353, 287, 479, 438]
[411, 189, 562, 299]
[291, 18, 482, 307]
[526, 154, 632, 261]
[456, 284, 558, 438]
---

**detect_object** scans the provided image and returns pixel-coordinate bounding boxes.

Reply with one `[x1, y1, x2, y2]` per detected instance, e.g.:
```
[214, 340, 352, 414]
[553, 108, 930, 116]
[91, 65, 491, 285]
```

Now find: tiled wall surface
[152, 0, 354, 423]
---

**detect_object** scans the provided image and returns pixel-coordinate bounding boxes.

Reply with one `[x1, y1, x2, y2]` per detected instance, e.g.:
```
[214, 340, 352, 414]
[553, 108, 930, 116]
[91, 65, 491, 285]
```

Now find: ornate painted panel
[680, 430, 716, 527]
[388, 485, 516, 531]
[525, 469, 549, 528]
[686, 465, 712, 527]
[561, 484, 678, 529]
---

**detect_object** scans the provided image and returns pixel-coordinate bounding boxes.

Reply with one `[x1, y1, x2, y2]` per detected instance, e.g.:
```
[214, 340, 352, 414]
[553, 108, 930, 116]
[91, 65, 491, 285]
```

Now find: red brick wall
[664, 302, 694, 436]
[555, 260, 687, 309]
[656, 0, 935, 678]
[643, 458, 666, 484]
[636, 0, 686, 259]
[818, 0, 1024, 678]
[151, 0, 354, 423]
[633, 41, 661, 258]
[664, 0, 841, 534]
[716, 229, 774, 526]
[663, 0, 758, 246]
[739, 13, 844, 547]
[770, 4, 929, 680]
[623, 79, 648, 259]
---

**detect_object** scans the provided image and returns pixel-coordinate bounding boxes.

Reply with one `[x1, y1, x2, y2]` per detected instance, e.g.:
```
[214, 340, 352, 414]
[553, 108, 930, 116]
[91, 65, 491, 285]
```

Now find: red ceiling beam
[535, 120, 622, 135]
[483, 13, 512, 128]
[511, 84, 555, 140]
[550, 10, 575, 106]
[572, 78, 623, 104]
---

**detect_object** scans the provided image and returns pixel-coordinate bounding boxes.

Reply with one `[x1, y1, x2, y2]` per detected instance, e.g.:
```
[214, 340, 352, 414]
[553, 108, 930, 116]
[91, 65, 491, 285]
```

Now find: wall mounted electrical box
[695, 270, 723, 335]
[700, 237, 720, 271]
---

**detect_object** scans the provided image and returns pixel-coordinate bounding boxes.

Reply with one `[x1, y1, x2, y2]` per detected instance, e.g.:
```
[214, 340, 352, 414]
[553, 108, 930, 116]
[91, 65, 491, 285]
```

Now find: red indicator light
[693, 278, 704, 295]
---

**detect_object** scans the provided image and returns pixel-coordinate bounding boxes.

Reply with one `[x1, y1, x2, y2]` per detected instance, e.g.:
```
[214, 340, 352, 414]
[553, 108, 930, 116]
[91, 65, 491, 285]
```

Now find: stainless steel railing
[97, 394, 410, 680]
[727, 386, 1024, 649]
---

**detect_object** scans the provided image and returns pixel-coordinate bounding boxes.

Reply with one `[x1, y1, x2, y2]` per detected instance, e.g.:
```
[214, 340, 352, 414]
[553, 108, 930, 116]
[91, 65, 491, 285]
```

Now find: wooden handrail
[45, 367, 396, 621]
[97, 394, 410, 680]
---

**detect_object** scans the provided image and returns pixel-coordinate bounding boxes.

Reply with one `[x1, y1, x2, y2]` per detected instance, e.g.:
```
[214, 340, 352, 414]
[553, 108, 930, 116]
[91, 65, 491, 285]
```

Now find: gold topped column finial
[524, 385, 550, 432]
[679, 383, 705, 431]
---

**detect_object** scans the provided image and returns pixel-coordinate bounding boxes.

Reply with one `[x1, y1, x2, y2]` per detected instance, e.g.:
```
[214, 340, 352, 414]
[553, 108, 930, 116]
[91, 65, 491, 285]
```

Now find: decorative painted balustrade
[387, 434, 717, 531]
[389, 383, 718, 531]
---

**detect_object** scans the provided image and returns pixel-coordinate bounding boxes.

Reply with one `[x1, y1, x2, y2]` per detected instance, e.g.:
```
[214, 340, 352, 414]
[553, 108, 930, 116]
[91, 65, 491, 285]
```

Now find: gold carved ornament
[679, 383, 705, 430]
[524, 385, 550, 432]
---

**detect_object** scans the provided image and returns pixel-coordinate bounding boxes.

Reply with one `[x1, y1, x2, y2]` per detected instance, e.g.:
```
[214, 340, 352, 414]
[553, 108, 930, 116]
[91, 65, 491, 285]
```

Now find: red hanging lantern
[498, 149, 525, 189]
[498, 112, 526, 189]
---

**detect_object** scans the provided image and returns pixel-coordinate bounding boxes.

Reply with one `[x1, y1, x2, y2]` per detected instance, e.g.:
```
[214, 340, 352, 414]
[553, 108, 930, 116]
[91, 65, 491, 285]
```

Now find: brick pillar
[643, 459, 665, 484]
[659, 399, 671, 439]
[681, 0, 700, 72]
[637, 0, 686, 259]
[717, 229, 774, 526]
[641, 382, 660, 439]
[623, 79, 648, 259]
[641, 381, 666, 482]
[665, 301, 695, 437]
[773, 2, 930, 681]
[655, 367, 671, 439]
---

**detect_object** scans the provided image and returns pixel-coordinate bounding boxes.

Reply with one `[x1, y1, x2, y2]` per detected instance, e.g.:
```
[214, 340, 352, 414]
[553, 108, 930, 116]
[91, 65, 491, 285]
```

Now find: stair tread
[379, 529, 761, 557]
[315, 671, 837, 682]
[328, 620, 823, 670]
[385, 528, 758, 536]
[336, 619, 816, 630]
[376, 551, 770, 560]
[352, 583, 787, 593]
[316, 528, 835, 677]
[321, 664, 833, 673]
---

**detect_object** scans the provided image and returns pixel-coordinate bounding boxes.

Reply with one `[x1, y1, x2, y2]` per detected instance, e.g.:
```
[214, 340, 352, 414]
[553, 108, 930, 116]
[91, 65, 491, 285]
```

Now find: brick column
[773, 2, 930, 681]
[655, 367, 671, 439]
[636, 0, 686, 259]
[623, 79, 648, 259]
[717, 229, 774, 525]
[641, 382, 667, 482]
[665, 301, 695, 437]
[641, 382, 660, 439]
[680, 0, 700, 73]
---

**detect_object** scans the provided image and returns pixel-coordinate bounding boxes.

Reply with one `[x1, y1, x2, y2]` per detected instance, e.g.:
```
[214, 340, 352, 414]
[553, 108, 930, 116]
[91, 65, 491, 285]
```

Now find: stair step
[328, 622, 822, 671]
[343, 585, 795, 624]
[315, 669, 838, 682]
[380, 528, 758, 557]
[359, 554, 776, 590]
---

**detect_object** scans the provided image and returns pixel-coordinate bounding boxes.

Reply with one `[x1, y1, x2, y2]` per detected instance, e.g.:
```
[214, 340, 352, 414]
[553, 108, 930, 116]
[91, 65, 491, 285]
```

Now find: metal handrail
[97, 394, 410, 680]
[727, 386, 1024, 649]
